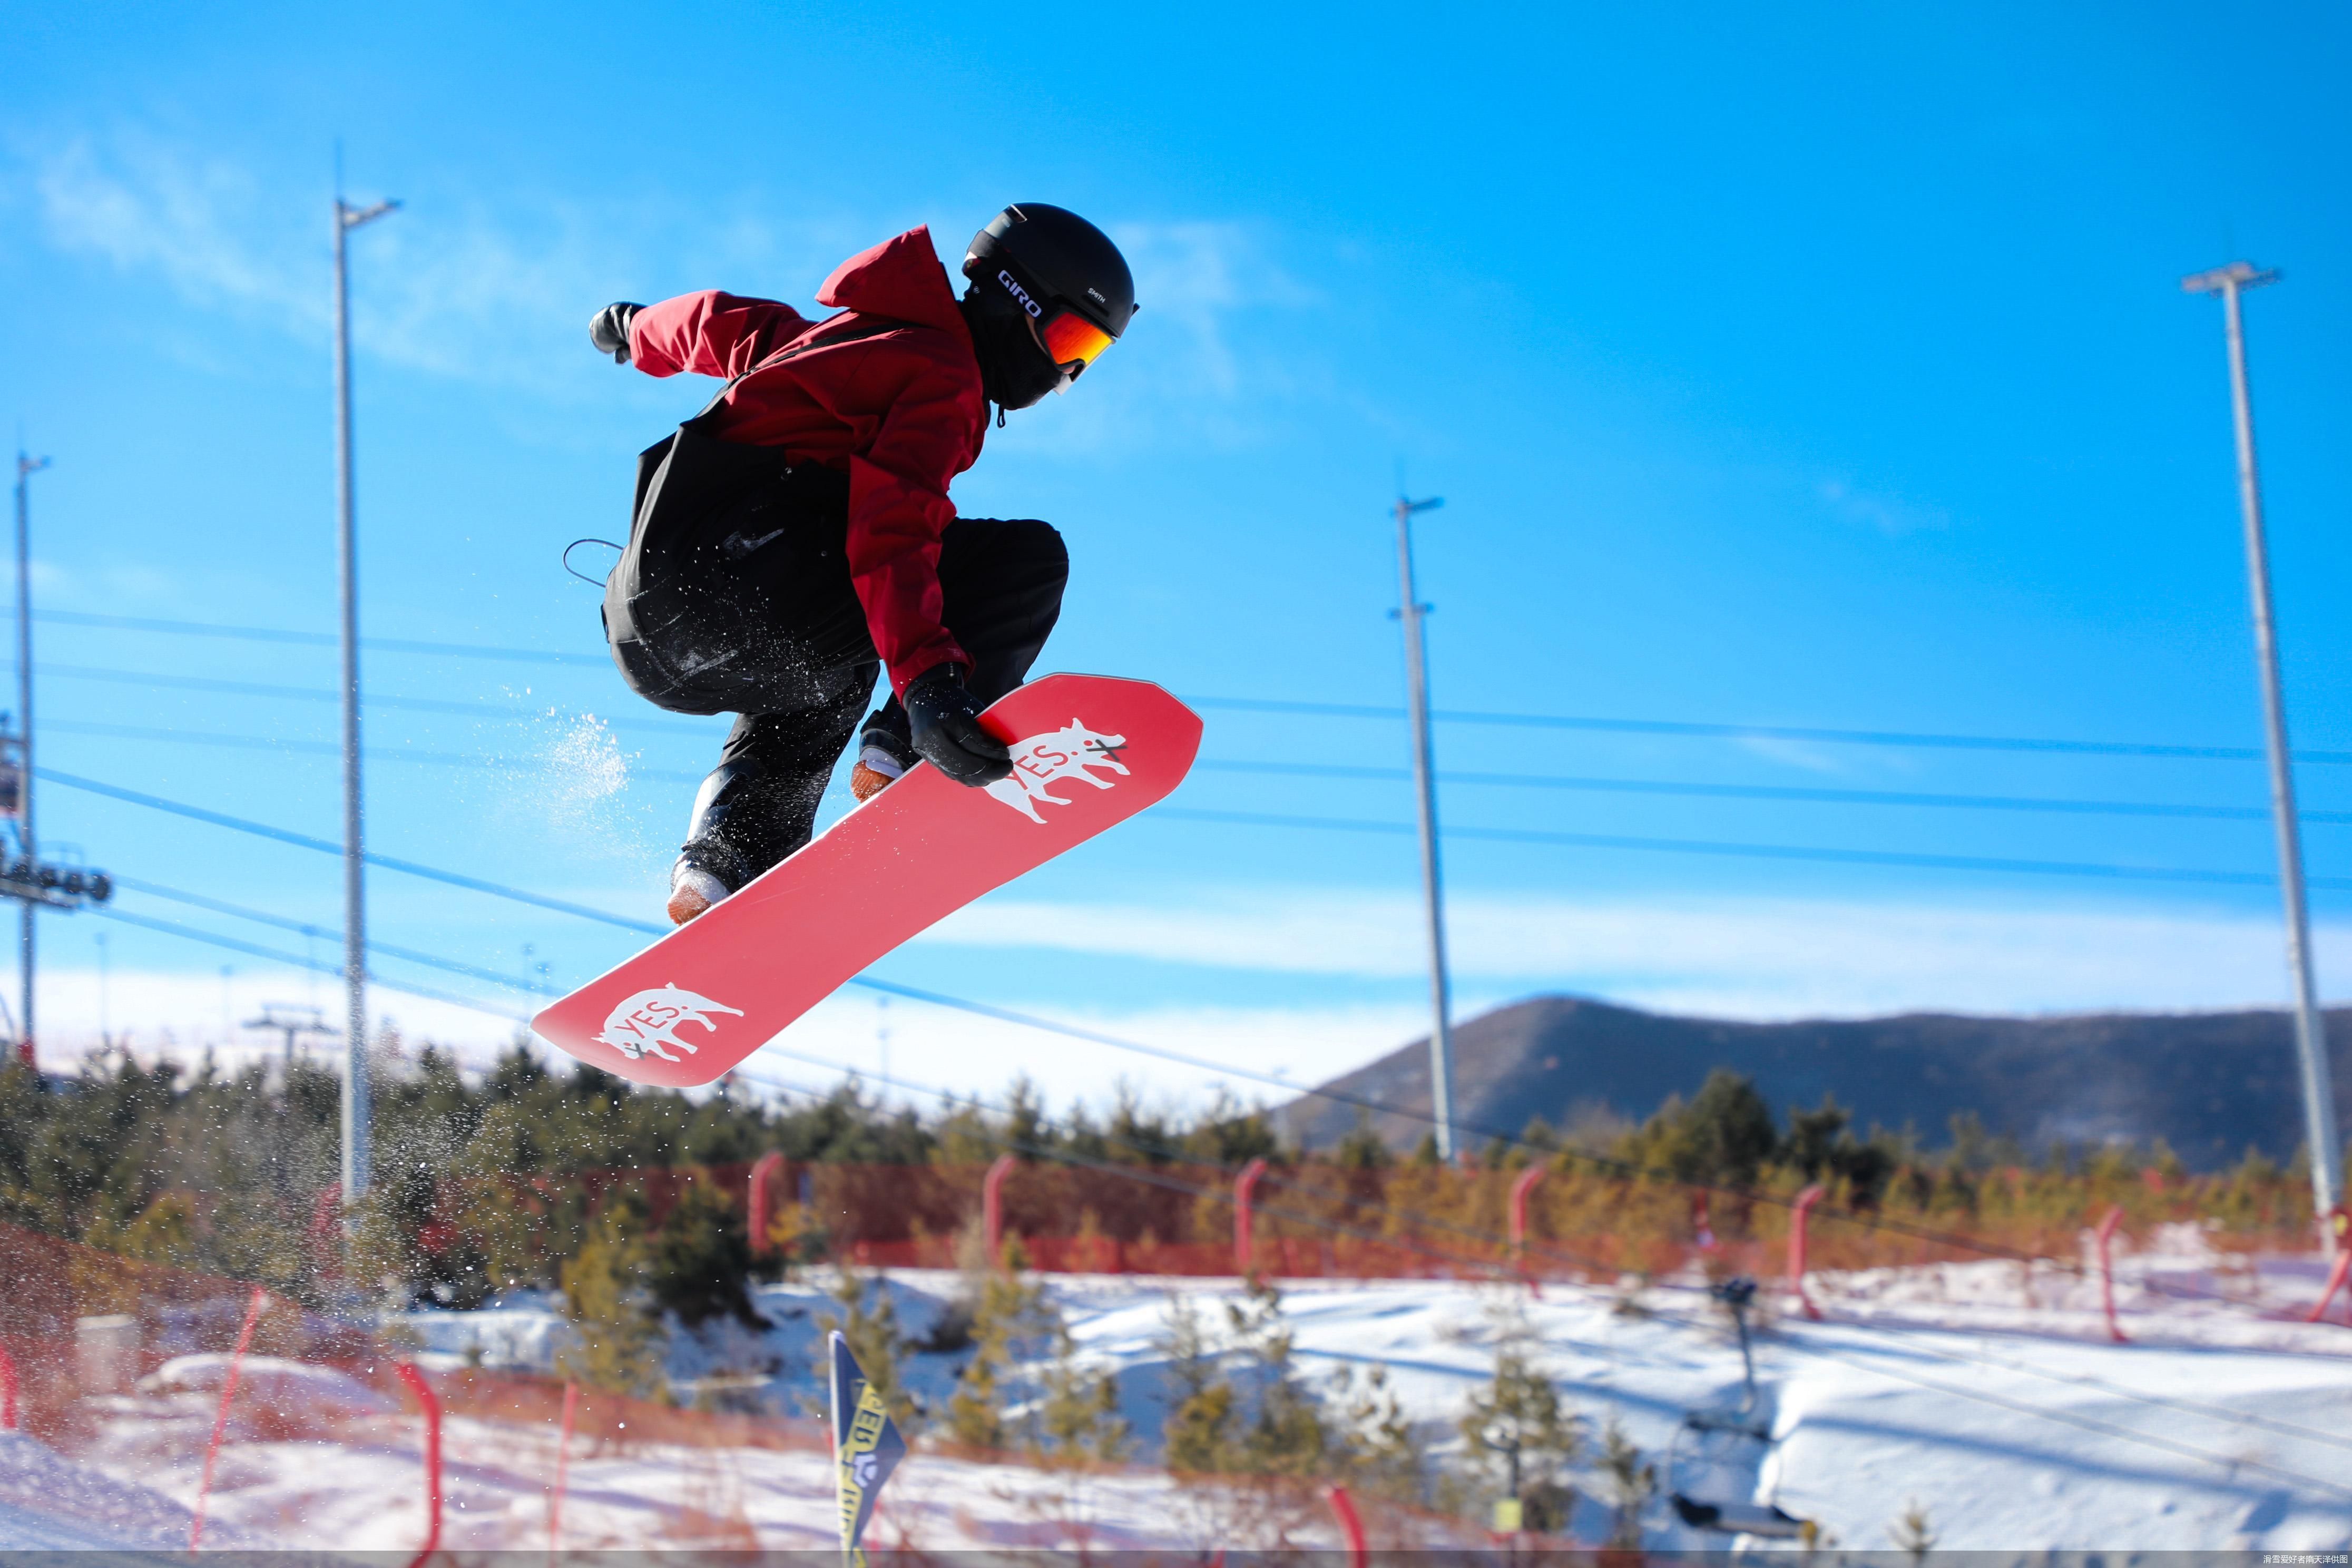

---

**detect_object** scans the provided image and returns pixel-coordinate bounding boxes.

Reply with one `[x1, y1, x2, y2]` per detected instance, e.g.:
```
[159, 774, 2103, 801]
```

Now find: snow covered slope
[37, 1243, 2352, 1553]
[0, 1429, 260, 1550]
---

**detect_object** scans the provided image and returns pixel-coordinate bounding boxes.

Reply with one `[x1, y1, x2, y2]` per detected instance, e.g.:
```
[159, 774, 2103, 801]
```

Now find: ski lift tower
[1392, 492, 1457, 1161]
[7, 449, 112, 1067]
[331, 170, 399, 1211]
[246, 1003, 337, 1069]
[2182, 261, 2343, 1231]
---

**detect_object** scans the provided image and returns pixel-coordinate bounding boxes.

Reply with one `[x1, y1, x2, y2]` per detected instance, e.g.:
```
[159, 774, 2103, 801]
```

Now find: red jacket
[627, 227, 986, 696]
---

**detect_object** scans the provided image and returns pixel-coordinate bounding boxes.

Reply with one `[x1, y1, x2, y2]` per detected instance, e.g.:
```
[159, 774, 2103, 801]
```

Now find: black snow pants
[603, 456, 1067, 891]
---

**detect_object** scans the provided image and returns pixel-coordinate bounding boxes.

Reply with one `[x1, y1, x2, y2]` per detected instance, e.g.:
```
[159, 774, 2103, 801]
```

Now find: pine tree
[1159, 1291, 1238, 1473]
[1331, 1363, 1420, 1501]
[650, 1172, 768, 1328]
[946, 1266, 1048, 1449]
[1228, 1278, 1330, 1477]
[820, 1268, 915, 1430]
[1892, 1498, 1937, 1561]
[1596, 1412, 1654, 1549]
[558, 1191, 667, 1398]
[1461, 1304, 1581, 1531]
[1038, 1318, 1131, 1464]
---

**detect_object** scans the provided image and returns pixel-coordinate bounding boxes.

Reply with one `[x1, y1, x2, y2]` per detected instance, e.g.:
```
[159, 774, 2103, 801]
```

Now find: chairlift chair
[1664, 1276, 1813, 1541]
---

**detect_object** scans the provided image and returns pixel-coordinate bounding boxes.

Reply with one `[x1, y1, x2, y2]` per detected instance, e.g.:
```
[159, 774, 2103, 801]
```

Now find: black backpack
[601, 315, 906, 714]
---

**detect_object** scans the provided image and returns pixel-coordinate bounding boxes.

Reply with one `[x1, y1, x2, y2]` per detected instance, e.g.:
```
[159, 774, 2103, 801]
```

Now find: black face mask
[958, 286, 1066, 413]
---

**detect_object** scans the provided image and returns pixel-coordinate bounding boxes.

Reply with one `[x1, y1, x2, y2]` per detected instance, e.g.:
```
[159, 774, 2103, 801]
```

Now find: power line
[47, 764, 2350, 954]
[15, 608, 2352, 764]
[24, 660, 724, 734]
[1191, 695, 2352, 766]
[42, 718, 705, 783]
[87, 904, 529, 1024]
[1155, 807, 2352, 893]
[37, 768, 669, 935]
[31, 763, 2330, 1286]
[109, 875, 559, 995]
[1200, 759, 2352, 825]
[43, 715, 2337, 825]
[0, 606, 605, 666]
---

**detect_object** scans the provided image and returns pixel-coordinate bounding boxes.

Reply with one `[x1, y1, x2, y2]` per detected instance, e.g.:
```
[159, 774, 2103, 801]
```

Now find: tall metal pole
[1394, 494, 1456, 1160]
[334, 175, 398, 1209]
[12, 446, 46, 1070]
[2183, 261, 2342, 1226]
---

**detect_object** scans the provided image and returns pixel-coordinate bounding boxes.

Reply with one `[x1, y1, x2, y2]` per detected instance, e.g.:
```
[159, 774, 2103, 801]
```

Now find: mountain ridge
[1278, 996, 2352, 1169]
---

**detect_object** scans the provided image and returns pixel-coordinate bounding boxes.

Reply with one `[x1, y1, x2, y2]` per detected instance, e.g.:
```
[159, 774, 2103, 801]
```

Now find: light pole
[13, 446, 47, 1069]
[334, 176, 398, 1210]
[1393, 494, 1457, 1160]
[2182, 260, 2342, 1227]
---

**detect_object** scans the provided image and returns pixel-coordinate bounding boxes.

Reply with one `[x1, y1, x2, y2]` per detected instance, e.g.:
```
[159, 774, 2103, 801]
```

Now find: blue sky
[5, 2, 2350, 1111]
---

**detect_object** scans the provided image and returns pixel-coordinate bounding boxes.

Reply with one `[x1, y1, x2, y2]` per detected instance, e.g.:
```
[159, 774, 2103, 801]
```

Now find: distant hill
[1279, 997, 2352, 1170]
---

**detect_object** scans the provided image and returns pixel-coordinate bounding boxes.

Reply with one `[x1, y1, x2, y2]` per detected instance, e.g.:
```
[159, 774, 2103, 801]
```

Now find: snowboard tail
[531, 673, 1202, 1086]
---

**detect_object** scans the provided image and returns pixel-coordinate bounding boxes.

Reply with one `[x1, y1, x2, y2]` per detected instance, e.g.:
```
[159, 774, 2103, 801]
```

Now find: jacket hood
[815, 226, 970, 340]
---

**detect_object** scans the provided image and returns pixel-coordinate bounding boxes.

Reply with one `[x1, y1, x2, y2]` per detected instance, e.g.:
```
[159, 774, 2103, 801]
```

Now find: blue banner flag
[828, 1330, 907, 1564]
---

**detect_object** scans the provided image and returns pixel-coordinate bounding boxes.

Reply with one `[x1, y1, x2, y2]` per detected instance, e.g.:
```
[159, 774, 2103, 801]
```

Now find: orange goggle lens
[1038, 309, 1115, 374]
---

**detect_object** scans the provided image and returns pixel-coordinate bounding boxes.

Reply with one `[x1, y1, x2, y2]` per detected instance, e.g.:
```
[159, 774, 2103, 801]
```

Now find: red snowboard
[532, 673, 1202, 1086]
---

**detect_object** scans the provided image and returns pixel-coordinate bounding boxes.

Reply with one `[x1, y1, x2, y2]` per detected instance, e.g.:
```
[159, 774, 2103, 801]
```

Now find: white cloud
[14, 130, 1313, 445]
[1819, 477, 1949, 537]
[33, 964, 1410, 1118]
[41, 889, 2348, 1112]
[14, 130, 844, 397]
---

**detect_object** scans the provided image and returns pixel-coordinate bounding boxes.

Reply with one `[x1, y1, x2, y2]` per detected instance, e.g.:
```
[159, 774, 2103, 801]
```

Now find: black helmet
[962, 204, 1135, 399]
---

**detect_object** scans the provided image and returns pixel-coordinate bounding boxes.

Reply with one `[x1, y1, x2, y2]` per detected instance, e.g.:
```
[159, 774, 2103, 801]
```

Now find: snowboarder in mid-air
[585, 205, 1136, 926]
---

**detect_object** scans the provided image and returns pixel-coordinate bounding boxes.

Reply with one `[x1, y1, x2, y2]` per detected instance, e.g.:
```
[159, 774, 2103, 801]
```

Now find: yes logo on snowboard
[985, 720, 1130, 824]
[596, 983, 744, 1062]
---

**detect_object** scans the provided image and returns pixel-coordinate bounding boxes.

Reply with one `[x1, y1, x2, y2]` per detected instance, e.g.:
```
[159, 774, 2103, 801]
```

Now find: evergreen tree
[559, 1190, 667, 1398]
[1038, 1317, 1131, 1463]
[1227, 1278, 1329, 1477]
[946, 1265, 1048, 1449]
[1332, 1112, 1392, 1171]
[1892, 1498, 1937, 1561]
[1461, 1305, 1580, 1532]
[1331, 1363, 1420, 1501]
[1159, 1291, 1237, 1473]
[1619, 1069, 1779, 1189]
[820, 1268, 915, 1430]
[1596, 1413, 1654, 1549]
[649, 1172, 767, 1328]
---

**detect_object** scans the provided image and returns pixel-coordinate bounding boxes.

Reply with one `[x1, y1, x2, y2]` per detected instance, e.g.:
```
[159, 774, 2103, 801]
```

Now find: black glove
[589, 302, 642, 364]
[905, 664, 1012, 786]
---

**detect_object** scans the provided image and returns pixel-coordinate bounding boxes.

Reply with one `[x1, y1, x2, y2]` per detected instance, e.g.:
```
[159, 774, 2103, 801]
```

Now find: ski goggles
[1033, 307, 1116, 384]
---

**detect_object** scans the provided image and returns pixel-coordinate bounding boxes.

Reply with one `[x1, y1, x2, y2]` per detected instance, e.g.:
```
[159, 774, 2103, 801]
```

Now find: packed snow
[9, 1231, 2349, 1553]
[0, 1429, 265, 1550]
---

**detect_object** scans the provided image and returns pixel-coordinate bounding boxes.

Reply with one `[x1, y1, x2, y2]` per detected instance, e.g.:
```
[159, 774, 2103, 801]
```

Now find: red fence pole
[746, 1152, 783, 1257]
[1509, 1165, 1545, 1296]
[1234, 1158, 1269, 1278]
[983, 1154, 1017, 1263]
[1788, 1184, 1826, 1322]
[396, 1363, 443, 1568]
[308, 1185, 342, 1276]
[2309, 1211, 2352, 1326]
[1325, 1484, 1367, 1568]
[189, 1286, 267, 1552]
[2094, 1205, 2128, 1344]
[547, 1380, 578, 1564]
[2310, 1251, 2352, 1327]
[2306, 1206, 2352, 1326]
[0, 1338, 16, 1432]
